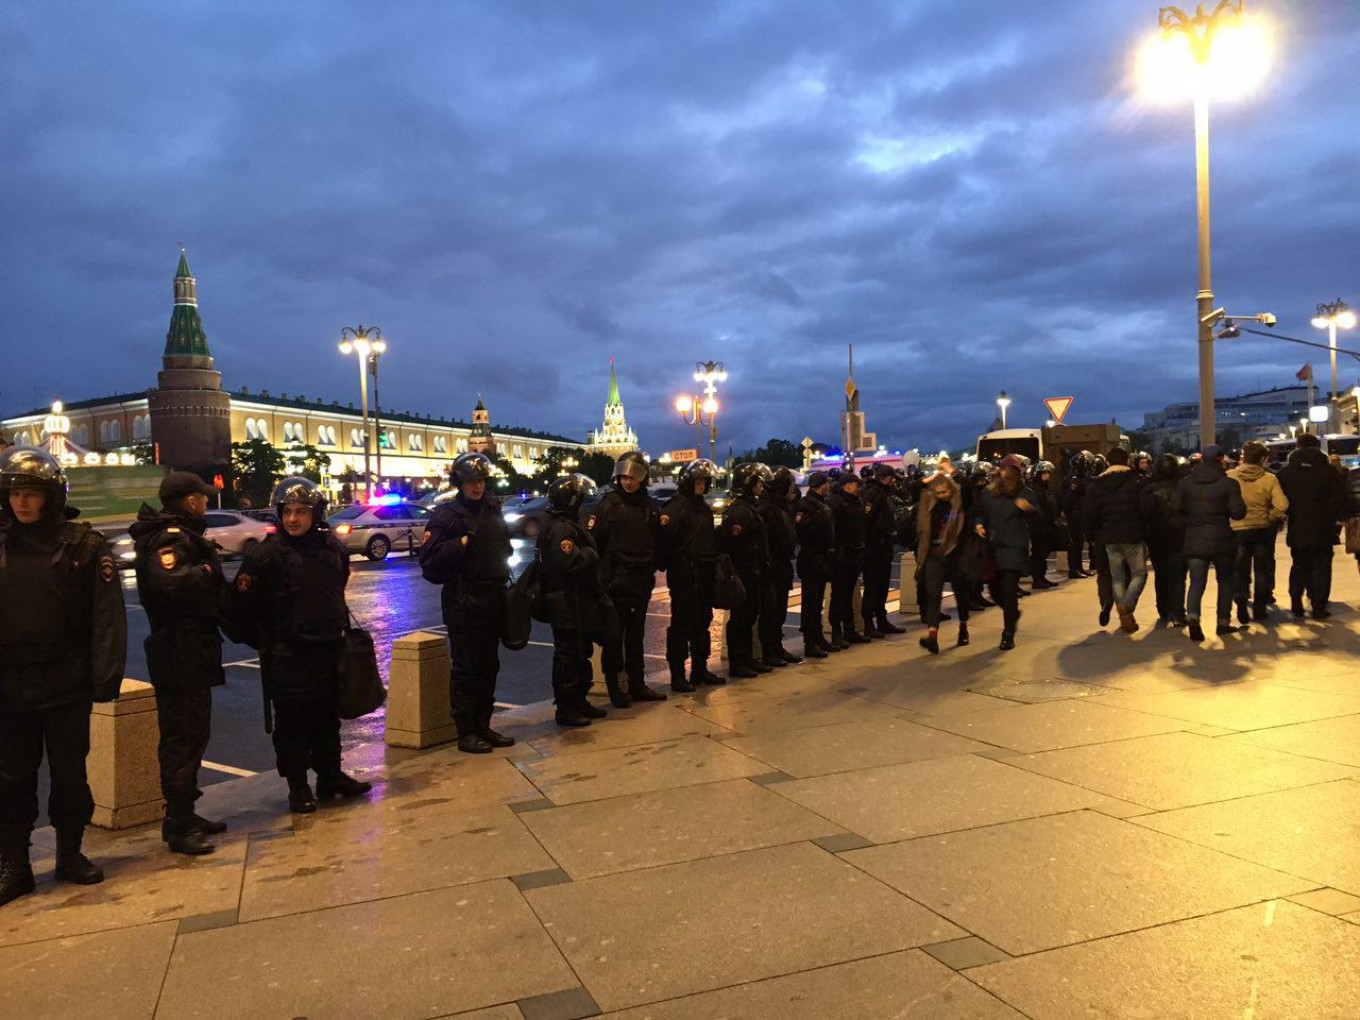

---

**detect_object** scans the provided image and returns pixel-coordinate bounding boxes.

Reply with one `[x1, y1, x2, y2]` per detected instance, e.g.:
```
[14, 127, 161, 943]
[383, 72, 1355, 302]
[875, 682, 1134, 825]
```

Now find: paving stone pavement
[7, 554, 1360, 1018]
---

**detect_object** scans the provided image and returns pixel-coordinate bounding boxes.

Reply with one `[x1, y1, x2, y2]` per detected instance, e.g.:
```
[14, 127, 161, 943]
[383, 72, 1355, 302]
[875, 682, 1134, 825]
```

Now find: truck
[975, 423, 1127, 472]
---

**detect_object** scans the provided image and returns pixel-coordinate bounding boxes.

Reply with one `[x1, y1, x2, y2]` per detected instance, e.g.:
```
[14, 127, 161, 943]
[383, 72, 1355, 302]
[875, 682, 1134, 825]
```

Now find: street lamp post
[338, 325, 387, 502]
[675, 361, 727, 460]
[369, 344, 387, 489]
[1140, 2, 1272, 450]
[1311, 300, 1357, 431]
[996, 391, 1011, 430]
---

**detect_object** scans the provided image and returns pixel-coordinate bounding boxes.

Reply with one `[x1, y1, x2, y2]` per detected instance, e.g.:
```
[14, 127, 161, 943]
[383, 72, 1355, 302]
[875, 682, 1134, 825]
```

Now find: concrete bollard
[89, 679, 163, 830]
[711, 609, 729, 661]
[385, 632, 456, 749]
[897, 553, 918, 616]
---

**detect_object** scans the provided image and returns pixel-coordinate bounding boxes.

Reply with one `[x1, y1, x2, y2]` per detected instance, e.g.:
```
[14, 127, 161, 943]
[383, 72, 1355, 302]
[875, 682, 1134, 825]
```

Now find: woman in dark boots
[915, 473, 969, 654]
[975, 459, 1040, 651]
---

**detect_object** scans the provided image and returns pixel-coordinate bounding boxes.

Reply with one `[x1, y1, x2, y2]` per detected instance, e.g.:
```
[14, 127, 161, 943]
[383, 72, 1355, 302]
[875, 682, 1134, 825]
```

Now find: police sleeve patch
[236, 573, 252, 592]
[586, 515, 596, 530]
[731, 524, 743, 536]
[659, 514, 670, 526]
[99, 556, 115, 583]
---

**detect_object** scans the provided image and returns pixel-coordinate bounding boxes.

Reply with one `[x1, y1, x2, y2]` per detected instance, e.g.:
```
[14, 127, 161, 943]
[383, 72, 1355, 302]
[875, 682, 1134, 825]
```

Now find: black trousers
[1289, 546, 1334, 611]
[551, 626, 590, 707]
[726, 568, 765, 664]
[1068, 522, 1087, 573]
[1149, 545, 1188, 622]
[603, 595, 649, 684]
[1091, 542, 1114, 611]
[995, 569, 1022, 633]
[1233, 529, 1276, 609]
[0, 700, 94, 852]
[919, 554, 970, 629]
[758, 576, 792, 659]
[447, 621, 502, 737]
[155, 685, 213, 817]
[1030, 534, 1050, 581]
[799, 572, 828, 639]
[829, 557, 862, 630]
[272, 697, 341, 780]
[861, 547, 893, 623]
[1186, 552, 1236, 624]
[666, 565, 715, 675]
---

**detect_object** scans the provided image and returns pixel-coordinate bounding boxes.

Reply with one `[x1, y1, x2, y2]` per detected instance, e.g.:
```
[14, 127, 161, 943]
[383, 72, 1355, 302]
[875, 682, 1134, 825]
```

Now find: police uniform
[860, 473, 900, 637]
[657, 461, 720, 692]
[418, 455, 514, 754]
[793, 479, 835, 654]
[129, 472, 228, 853]
[827, 479, 869, 644]
[0, 448, 125, 904]
[718, 468, 770, 677]
[755, 470, 801, 666]
[587, 478, 665, 705]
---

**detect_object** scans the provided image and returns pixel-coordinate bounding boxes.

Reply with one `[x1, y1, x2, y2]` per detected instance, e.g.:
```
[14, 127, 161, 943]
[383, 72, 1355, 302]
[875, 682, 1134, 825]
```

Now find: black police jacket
[719, 495, 769, 578]
[756, 494, 797, 589]
[861, 480, 896, 551]
[539, 511, 612, 634]
[129, 505, 227, 689]
[794, 491, 835, 581]
[418, 493, 512, 623]
[828, 486, 866, 557]
[0, 513, 127, 711]
[230, 530, 351, 702]
[657, 492, 716, 573]
[586, 486, 659, 603]
[1278, 446, 1347, 550]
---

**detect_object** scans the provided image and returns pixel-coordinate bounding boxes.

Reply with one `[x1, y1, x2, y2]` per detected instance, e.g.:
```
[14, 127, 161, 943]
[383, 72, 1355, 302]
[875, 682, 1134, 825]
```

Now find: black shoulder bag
[336, 606, 386, 719]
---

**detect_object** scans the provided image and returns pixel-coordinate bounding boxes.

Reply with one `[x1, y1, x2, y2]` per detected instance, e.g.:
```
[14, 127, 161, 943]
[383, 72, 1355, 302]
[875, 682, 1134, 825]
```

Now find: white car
[328, 500, 432, 561]
[109, 510, 274, 567]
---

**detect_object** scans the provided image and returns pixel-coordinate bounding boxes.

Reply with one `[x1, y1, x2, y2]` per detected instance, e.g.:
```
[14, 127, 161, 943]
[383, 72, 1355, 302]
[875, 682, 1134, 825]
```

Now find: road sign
[668, 448, 698, 463]
[1043, 396, 1074, 425]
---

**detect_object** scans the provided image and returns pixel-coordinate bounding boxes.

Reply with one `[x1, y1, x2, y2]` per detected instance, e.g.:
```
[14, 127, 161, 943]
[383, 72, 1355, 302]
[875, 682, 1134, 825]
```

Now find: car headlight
[504, 512, 523, 525]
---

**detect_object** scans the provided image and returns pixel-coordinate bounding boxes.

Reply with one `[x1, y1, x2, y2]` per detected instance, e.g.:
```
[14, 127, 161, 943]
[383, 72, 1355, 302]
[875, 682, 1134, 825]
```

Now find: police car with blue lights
[327, 494, 432, 560]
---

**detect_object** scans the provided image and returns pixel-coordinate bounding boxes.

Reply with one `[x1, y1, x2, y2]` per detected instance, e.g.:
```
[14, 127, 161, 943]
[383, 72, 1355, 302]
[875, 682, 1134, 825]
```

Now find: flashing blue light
[368, 493, 403, 506]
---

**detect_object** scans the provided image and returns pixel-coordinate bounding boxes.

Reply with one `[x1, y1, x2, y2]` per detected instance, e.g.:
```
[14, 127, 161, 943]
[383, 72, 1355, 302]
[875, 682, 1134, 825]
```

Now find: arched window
[254, 420, 268, 442]
[282, 422, 295, 443]
[99, 421, 110, 444]
[350, 428, 363, 449]
[75, 424, 89, 445]
[512, 445, 524, 460]
[409, 434, 423, 452]
[245, 419, 258, 440]
[455, 437, 468, 454]
[433, 436, 447, 453]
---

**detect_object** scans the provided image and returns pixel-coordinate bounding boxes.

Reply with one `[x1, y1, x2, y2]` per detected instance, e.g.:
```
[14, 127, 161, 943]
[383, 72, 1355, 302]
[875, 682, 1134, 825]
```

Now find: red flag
[1296, 364, 1313, 382]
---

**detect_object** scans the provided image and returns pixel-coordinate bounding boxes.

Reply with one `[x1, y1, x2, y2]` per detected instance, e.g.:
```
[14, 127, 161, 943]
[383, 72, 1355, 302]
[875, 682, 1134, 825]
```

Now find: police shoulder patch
[731, 524, 743, 536]
[795, 513, 804, 523]
[158, 547, 178, 571]
[236, 573, 252, 592]
[586, 515, 596, 530]
[421, 530, 433, 545]
[99, 556, 115, 583]
[659, 514, 670, 526]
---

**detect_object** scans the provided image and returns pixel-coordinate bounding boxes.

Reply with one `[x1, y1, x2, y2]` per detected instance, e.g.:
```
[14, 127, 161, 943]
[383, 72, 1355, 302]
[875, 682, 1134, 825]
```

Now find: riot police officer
[756, 466, 802, 668]
[794, 471, 835, 657]
[861, 463, 904, 637]
[231, 477, 371, 812]
[419, 453, 515, 754]
[657, 459, 722, 692]
[0, 448, 125, 906]
[719, 463, 772, 678]
[129, 471, 229, 855]
[1060, 452, 1094, 578]
[1028, 461, 1060, 590]
[540, 474, 611, 726]
[586, 452, 666, 706]
[827, 472, 869, 645]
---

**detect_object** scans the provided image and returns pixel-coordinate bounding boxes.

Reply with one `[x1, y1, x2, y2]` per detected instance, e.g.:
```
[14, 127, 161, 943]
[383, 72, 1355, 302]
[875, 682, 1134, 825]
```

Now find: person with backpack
[794, 471, 836, 657]
[1144, 455, 1189, 627]
[657, 459, 723, 692]
[1173, 445, 1247, 641]
[1277, 432, 1348, 619]
[1228, 441, 1289, 623]
[755, 466, 803, 669]
[584, 452, 666, 707]
[418, 453, 516, 755]
[719, 463, 773, 678]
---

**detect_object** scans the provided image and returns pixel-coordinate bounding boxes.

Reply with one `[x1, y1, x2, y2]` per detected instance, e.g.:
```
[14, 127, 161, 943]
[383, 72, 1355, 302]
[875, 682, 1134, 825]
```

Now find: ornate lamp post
[1138, 1, 1272, 449]
[1311, 300, 1357, 431]
[338, 325, 386, 501]
[674, 361, 727, 461]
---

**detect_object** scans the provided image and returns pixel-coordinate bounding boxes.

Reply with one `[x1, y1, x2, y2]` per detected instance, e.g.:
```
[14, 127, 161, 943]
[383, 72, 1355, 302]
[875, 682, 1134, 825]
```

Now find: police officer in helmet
[231, 477, 371, 812]
[756, 466, 803, 667]
[419, 453, 516, 754]
[129, 471, 230, 855]
[719, 463, 773, 678]
[656, 459, 722, 692]
[861, 462, 905, 637]
[0, 448, 126, 906]
[587, 451, 666, 706]
[827, 470, 869, 646]
[540, 473, 612, 726]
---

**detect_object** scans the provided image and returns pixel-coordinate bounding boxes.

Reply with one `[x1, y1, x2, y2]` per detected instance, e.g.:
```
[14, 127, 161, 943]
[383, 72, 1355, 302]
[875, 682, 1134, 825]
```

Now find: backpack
[514, 549, 550, 624]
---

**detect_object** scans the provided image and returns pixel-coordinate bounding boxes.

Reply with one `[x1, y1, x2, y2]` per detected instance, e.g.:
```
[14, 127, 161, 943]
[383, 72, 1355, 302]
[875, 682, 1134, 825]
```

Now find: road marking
[224, 659, 261, 668]
[201, 760, 257, 778]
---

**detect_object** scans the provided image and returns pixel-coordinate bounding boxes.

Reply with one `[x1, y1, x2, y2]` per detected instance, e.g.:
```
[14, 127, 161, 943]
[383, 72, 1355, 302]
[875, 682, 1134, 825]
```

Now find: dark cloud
[2, 1, 1358, 454]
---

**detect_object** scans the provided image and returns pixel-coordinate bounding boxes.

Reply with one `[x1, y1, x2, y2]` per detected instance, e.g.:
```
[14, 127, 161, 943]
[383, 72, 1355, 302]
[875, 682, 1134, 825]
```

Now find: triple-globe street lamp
[675, 361, 727, 461]
[338, 325, 387, 501]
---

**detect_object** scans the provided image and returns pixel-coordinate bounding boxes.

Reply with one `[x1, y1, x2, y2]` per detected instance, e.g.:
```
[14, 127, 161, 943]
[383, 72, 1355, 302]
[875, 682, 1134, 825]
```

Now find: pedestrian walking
[539, 474, 612, 726]
[586, 452, 667, 706]
[658, 459, 723, 692]
[861, 463, 905, 636]
[419, 453, 517, 754]
[827, 471, 869, 646]
[794, 471, 836, 657]
[1277, 433, 1347, 619]
[1227, 441, 1289, 624]
[916, 472, 969, 654]
[1083, 448, 1149, 633]
[1173, 446, 1247, 641]
[1145, 455, 1189, 627]
[0, 448, 125, 906]
[130, 471, 229, 855]
[232, 478, 372, 810]
[719, 463, 772, 678]
[974, 459, 1040, 650]
[755, 466, 803, 668]
[1028, 461, 1060, 589]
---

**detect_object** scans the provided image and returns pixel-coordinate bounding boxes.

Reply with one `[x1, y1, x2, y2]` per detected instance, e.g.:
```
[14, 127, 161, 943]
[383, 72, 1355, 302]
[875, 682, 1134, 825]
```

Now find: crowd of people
[0, 433, 1352, 908]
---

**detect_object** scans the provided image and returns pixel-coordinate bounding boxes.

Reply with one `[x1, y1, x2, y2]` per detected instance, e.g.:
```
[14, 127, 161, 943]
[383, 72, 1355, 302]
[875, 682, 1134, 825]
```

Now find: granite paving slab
[914, 697, 1190, 752]
[1097, 682, 1360, 731]
[1225, 712, 1360, 767]
[526, 703, 733, 757]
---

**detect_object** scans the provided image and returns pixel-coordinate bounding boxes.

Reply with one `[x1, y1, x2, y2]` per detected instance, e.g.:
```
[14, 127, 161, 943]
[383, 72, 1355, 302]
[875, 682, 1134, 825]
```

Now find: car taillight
[334, 524, 351, 535]
[263, 525, 276, 534]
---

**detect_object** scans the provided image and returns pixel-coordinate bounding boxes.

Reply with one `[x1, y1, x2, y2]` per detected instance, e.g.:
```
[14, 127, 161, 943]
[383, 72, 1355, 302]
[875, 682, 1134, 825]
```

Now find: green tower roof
[176, 251, 192, 279]
[606, 360, 622, 408]
[475, 395, 486, 411]
[164, 251, 212, 359]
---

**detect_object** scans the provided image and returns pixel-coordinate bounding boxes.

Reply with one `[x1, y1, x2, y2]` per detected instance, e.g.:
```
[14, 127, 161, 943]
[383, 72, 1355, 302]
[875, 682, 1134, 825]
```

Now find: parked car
[108, 510, 274, 567]
[328, 500, 432, 561]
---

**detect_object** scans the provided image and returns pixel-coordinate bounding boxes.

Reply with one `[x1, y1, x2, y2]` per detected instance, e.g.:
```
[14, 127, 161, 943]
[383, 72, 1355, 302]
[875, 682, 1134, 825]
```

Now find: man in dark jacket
[1059, 453, 1094, 578]
[130, 472, 229, 856]
[1277, 433, 1347, 619]
[0, 448, 126, 906]
[540, 474, 611, 727]
[861, 463, 905, 636]
[1083, 448, 1149, 633]
[827, 473, 869, 645]
[1145, 455, 1189, 627]
[585, 452, 666, 706]
[657, 459, 722, 692]
[232, 477, 372, 811]
[1028, 461, 1060, 589]
[419, 453, 516, 754]
[1173, 445, 1247, 640]
[719, 463, 772, 678]
[756, 467, 803, 668]
[794, 472, 835, 657]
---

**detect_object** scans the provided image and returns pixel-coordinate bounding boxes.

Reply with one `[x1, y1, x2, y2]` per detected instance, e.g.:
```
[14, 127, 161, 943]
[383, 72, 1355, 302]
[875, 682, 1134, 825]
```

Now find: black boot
[190, 814, 227, 836]
[828, 624, 847, 651]
[316, 771, 374, 799]
[54, 830, 104, 885]
[803, 638, 828, 659]
[628, 679, 668, 702]
[669, 664, 696, 694]
[748, 657, 774, 673]
[728, 662, 759, 679]
[876, 616, 906, 635]
[0, 853, 35, 907]
[287, 778, 318, 813]
[956, 623, 970, 647]
[760, 655, 789, 669]
[1236, 602, 1251, 626]
[844, 629, 872, 645]
[163, 813, 215, 856]
[1188, 621, 1206, 642]
[862, 623, 885, 639]
[999, 631, 1016, 651]
[779, 646, 803, 664]
[554, 705, 592, 727]
[693, 665, 726, 685]
[919, 630, 940, 655]
[458, 732, 494, 754]
[480, 727, 516, 747]
[604, 674, 632, 709]
[577, 697, 608, 720]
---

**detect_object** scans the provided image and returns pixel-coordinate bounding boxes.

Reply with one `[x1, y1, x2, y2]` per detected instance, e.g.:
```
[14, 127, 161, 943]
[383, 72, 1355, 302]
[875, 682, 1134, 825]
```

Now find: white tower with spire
[586, 358, 639, 457]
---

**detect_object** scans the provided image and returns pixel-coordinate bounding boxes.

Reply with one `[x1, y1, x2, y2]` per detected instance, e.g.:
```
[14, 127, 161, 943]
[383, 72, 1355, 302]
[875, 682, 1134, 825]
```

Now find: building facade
[1139, 385, 1314, 452]
[585, 359, 639, 458]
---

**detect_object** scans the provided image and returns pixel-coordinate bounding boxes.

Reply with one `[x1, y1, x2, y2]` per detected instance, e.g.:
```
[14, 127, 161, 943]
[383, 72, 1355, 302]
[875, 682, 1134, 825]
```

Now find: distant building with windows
[1140, 385, 1313, 451]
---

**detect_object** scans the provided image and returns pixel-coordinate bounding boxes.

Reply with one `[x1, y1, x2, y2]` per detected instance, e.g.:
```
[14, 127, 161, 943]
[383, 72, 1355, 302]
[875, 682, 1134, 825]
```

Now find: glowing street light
[676, 361, 726, 460]
[1312, 300, 1356, 428]
[996, 391, 1011, 429]
[1137, 1, 1273, 449]
[339, 325, 386, 500]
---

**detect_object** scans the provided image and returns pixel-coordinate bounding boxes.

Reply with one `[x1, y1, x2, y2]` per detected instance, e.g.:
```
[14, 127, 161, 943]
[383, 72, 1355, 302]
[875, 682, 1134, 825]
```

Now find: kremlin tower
[586, 359, 639, 458]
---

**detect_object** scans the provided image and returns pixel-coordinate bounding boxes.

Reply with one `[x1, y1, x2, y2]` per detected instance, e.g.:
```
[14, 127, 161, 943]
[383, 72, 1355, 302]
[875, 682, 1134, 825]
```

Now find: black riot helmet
[271, 476, 327, 528]
[971, 461, 998, 485]
[613, 450, 649, 485]
[678, 458, 717, 496]
[451, 452, 493, 487]
[767, 466, 797, 501]
[548, 473, 596, 517]
[1034, 460, 1056, 479]
[859, 464, 874, 480]
[731, 462, 772, 499]
[1090, 454, 1109, 475]
[0, 446, 68, 519]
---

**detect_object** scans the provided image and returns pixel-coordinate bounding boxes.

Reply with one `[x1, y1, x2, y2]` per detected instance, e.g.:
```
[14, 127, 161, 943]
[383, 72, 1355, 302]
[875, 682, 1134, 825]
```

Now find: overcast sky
[3, 1, 1356, 453]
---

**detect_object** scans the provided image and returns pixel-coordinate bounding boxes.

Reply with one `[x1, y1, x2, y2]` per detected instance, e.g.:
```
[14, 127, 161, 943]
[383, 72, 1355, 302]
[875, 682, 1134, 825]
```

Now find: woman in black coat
[975, 462, 1040, 650]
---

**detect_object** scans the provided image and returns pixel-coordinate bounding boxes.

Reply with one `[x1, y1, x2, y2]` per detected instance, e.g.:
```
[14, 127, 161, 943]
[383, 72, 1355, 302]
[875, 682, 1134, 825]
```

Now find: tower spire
[606, 357, 622, 408]
[165, 247, 211, 358]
